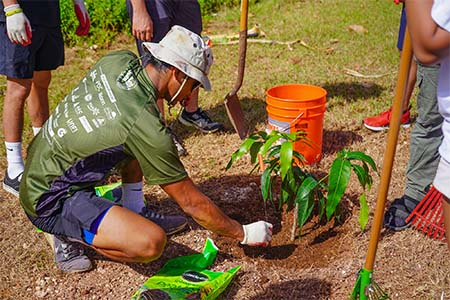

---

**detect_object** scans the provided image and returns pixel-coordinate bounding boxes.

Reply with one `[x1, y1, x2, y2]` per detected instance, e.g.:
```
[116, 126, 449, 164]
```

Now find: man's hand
[132, 10, 153, 41]
[73, 0, 90, 36]
[4, 4, 32, 46]
[241, 221, 273, 247]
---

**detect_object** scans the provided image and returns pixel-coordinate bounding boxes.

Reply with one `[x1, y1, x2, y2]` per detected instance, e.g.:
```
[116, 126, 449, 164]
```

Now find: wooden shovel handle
[363, 29, 413, 272]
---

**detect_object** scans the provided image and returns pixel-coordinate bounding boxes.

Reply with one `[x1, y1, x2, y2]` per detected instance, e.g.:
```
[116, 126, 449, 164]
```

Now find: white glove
[4, 4, 32, 46]
[73, 0, 90, 36]
[241, 221, 273, 247]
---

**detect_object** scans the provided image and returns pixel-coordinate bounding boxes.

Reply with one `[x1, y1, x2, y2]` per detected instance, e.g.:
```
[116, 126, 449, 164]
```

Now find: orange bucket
[266, 84, 327, 164]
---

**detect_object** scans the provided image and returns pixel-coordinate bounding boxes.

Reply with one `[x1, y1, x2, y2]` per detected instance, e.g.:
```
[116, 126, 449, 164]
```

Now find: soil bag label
[131, 238, 240, 300]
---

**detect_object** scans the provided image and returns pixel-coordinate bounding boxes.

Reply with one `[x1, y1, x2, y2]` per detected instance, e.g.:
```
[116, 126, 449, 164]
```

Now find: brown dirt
[2, 122, 450, 299]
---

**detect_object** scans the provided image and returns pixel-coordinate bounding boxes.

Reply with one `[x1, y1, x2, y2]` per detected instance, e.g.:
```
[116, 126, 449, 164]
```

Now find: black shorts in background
[0, 23, 64, 79]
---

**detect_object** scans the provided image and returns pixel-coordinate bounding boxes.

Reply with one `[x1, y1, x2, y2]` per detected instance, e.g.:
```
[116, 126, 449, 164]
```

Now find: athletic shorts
[126, 0, 202, 66]
[434, 157, 450, 199]
[0, 23, 64, 79]
[27, 190, 115, 245]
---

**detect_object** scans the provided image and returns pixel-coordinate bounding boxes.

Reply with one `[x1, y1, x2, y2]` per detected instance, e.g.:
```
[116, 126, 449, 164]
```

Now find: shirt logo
[116, 69, 137, 91]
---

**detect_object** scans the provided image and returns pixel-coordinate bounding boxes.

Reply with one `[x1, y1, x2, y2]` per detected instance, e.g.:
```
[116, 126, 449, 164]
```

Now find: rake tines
[367, 281, 390, 300]
[405, 186, 445, 240]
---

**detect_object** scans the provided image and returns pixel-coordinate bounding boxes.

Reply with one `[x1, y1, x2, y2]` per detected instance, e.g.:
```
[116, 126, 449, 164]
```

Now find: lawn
[1, 0, 449, 299]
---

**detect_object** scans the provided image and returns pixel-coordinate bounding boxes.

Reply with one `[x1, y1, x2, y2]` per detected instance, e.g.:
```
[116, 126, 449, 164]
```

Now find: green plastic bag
[94, 181, 122, 201]
[131, 238, 240, 300]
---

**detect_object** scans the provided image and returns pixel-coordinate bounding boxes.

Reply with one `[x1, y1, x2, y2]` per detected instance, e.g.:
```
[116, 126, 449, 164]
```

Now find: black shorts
[27, 190, 115, 244]
[0, 23, 64, 79]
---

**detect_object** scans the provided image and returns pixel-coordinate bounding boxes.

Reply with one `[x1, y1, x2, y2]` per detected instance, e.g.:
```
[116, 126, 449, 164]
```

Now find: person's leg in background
[27, 70, 51, 135]
[404, 63, 442, 201]
[2, 77, 32, 196]
[383, 63, 442, 230]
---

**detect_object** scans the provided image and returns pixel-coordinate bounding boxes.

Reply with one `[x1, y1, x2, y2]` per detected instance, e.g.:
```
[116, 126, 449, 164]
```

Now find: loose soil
[2, 122, 450, 299]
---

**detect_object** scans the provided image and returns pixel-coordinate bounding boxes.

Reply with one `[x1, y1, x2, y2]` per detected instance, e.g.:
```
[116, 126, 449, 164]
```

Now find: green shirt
[20, 50, 187, 217]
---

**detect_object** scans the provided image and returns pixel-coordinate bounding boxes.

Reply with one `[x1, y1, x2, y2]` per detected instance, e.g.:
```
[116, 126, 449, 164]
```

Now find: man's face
[164, 70, 201, 106]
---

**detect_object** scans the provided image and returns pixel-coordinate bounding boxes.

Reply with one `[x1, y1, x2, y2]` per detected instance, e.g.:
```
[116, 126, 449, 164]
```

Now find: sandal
[383, 195, 419, 231]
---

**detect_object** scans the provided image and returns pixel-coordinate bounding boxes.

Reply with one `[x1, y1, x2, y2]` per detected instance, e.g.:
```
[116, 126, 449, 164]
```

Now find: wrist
[4, 4, 21, 16]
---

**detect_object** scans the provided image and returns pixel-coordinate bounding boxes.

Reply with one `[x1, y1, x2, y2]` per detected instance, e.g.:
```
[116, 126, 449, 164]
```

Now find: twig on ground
[213, 39, 312, 51]
[343, 67, 394, 78]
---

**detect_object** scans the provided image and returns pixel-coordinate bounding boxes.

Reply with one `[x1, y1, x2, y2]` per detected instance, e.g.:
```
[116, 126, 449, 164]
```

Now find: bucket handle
[280, 111, 304, 132]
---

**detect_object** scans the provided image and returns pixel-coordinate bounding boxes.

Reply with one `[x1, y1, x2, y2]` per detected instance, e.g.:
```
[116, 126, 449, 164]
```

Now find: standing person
[19, 26, 272, 271]
[1, 0, 92, 273]
[126, 0, 223, 156]
[404, 0, 450, 247]
[0, 0, 90, 196]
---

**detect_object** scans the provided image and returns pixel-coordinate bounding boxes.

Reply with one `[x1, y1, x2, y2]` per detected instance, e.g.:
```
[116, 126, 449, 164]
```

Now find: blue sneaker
[178, 108, 223, 133]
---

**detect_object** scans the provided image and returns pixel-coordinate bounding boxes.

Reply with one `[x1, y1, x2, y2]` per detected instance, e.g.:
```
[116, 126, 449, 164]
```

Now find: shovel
[351, 29, 413, 300]
[224, 0, 249, 140]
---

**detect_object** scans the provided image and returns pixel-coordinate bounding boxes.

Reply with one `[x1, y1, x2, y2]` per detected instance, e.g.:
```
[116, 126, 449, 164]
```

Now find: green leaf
[326, 157, 351, 220]
[351, 163, 368, 190]
[280, 142, 293, 180]
[249, 141, 263, 164]
[359, 193, 369, 230]
[226, 136, 259, 170]
[260, 134, 283, 156]
[345, 151, 378, 173]
[296, 176, 318, 228]
[260, 167, 272, 202]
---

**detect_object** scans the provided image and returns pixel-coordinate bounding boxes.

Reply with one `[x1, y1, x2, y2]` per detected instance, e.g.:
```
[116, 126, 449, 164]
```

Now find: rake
[351, 29, 413, 300]
[405, 186, 446, 241]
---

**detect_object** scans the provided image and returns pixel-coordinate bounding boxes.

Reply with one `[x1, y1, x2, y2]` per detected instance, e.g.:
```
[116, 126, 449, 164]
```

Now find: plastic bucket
[266, 84, 327, 164]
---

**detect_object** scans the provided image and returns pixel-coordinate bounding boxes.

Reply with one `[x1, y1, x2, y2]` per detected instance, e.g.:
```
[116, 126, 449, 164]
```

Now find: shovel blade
[225, 93, 247, 139]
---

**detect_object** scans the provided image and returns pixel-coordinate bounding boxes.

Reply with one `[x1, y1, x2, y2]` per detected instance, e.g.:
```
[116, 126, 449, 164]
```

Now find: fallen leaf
[348, 24, 368, 34]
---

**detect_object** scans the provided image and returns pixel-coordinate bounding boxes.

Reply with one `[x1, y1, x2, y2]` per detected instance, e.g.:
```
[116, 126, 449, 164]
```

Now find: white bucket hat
[143, 25, 213, 91]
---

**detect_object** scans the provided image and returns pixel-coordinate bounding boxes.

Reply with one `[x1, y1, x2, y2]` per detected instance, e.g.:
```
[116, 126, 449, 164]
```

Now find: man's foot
[3, 171, 22, 197]
[178, 108, 223, 133]
[383, 195, 420, 231]
[54, 236, 92, 273]
[139, 206, 187, 236]
[363, 108, 411, 132]
[169, 131, 187, 157]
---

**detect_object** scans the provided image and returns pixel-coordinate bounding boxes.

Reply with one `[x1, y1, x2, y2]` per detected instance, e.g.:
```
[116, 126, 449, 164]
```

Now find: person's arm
[161, 177, 272, 246]
[129, 0, 153, 41]
[405, 0, 450, 64]
[2, 0, 31, 45]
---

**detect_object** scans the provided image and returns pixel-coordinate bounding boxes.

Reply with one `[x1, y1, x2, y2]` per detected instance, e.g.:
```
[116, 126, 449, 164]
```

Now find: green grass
[0, 0, 406, 162]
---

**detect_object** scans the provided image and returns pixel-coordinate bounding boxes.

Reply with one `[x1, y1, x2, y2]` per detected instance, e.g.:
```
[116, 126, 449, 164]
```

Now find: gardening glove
[393, 0, 404, 4]
[241, 221, 273, 247]
[4, 4, 32, 46]
[73, 0, 90, 36]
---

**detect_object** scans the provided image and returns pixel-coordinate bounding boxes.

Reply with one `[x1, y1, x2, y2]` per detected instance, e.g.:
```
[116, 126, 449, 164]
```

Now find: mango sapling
[227, 130, 378, 240]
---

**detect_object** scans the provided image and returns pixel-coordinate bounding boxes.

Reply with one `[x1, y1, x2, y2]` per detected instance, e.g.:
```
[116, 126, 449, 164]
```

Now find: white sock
[121, 182, 145, 213]
[32, 127, 41, 136]
[5, 141, 24, 178]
